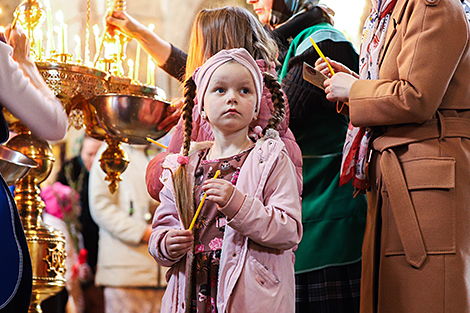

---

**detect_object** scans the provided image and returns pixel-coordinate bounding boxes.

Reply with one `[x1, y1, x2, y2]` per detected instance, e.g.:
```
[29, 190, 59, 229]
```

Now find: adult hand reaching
[106, 11, 144, 39]
[158, 97, 183, 131]
[5, 24, 30, 64]
[106, 11, 171, 67]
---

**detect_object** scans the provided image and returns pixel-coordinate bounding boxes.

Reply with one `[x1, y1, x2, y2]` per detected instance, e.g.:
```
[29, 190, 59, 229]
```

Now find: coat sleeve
[350, 1, 469, 126]
[219, 151, 302, 251]
[0, 43, 68, 141]
[145, 151, 168, 202]
[88, 148, 148, 245]
[148, 171, 186, 267]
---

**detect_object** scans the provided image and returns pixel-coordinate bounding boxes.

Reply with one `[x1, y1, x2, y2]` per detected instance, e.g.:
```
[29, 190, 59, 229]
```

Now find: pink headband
[192, 48, 263, 115]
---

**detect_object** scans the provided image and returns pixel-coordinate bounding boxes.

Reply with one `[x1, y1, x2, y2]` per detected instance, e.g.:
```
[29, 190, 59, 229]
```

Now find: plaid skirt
[295, 260, 361, 313]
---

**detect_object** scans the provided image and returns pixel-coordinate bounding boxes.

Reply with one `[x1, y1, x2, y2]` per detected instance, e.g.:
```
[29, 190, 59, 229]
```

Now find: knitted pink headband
[192, 48, 263, 115]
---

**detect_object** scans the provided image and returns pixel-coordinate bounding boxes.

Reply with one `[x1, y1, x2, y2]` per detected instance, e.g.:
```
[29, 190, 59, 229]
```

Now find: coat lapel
[378, 0, 409, 67]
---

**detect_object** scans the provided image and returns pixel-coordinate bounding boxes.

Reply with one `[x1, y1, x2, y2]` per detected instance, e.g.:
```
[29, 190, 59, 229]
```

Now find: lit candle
[64, 24, 68, 54]
[56, 11, 65, 54]
[93, 24, 100, 56]
[36, 29, 43, 61]
[84, 27, 90, 65]
[149, 60, 155, 86]
[54, 26, 62, 54]
[127, 59, 134, 80]
[74, 34, 81, 62]
[146, 56, 151, 85]
[134, 44, 141, 81]
[45, 30, 52, 58]
[45, 0, 54, 52]
[145, 24, 155, 85]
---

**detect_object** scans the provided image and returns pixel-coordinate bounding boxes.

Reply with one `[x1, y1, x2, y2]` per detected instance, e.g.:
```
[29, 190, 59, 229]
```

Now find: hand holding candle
[189, 170, 221, 231]
[309, 37, 335, 76]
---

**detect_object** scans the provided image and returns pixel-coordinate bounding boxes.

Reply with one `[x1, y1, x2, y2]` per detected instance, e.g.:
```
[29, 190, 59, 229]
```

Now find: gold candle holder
[5, 126, 65, 313]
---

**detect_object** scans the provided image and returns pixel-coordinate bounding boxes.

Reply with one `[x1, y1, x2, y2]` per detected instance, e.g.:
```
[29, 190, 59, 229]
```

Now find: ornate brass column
[5, 123, 65, 313]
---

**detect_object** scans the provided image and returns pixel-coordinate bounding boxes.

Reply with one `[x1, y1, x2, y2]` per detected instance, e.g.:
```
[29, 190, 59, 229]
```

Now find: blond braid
[172, 77, 197, 229]
[263, 72, 286, 135]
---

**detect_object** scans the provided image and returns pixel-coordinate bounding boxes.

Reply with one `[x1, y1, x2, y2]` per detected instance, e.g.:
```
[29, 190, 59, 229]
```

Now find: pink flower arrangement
[40, 182, 81, 253]
[208, 237, 223, 251]
[40, 182, 80, 219]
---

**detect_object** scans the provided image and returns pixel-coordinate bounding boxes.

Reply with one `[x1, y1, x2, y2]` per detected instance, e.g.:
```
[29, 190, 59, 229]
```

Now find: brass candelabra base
[6, 131, 66, 313]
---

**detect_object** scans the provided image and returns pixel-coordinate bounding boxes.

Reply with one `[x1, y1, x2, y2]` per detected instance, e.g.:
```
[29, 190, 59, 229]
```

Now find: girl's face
[246, 0, 273, 24]
[203, 62, 257, 135]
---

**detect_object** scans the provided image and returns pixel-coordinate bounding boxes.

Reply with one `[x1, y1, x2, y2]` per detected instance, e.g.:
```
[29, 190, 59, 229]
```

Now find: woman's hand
[202, 179, 234, 208]
[4, 24, 31, 64]
[323, 72, 357, 103]
[314, 57, 358, 78]
[165, 229, 193, 260]
[106, 11, 145, 39]
[158, 97, 183, 131]
[107, 11, 172, 67]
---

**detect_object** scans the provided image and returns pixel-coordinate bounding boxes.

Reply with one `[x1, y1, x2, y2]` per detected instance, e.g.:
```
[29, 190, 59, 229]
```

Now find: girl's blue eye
[215, 87, 225, 93]
[241, 88, 250, 94]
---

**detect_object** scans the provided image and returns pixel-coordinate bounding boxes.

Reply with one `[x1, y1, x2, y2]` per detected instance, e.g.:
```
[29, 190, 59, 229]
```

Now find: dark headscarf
[270, 0, 319, 27]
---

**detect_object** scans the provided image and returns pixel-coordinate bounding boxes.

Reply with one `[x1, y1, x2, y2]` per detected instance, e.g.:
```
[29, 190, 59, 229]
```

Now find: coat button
[232, 253, 237, 257]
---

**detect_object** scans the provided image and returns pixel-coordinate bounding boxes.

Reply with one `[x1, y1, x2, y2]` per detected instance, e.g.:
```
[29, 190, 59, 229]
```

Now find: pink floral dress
[190, 146, 254, 313]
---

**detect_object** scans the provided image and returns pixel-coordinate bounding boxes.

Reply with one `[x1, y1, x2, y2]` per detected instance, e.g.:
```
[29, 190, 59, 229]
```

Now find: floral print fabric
[190, 146, 253, 312]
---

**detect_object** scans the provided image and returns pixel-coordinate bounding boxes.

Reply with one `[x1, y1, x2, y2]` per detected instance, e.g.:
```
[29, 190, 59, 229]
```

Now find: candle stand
[3, 0, 170, 311]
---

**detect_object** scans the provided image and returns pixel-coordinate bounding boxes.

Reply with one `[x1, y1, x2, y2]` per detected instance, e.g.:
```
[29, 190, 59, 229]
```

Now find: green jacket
[280, 22, 366, 273]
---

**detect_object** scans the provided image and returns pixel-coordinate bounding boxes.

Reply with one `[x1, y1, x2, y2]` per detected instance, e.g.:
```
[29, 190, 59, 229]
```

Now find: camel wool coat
[348, 0, 470, 312]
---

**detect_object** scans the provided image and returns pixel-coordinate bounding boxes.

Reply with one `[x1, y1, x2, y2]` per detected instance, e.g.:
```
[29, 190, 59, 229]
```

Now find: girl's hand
[323, 72, 357, 103]
[165, 229, 193, 260]
[314, 57, 358, 78]
[202, 179, 234, 208]
[106, 11, 145, 39]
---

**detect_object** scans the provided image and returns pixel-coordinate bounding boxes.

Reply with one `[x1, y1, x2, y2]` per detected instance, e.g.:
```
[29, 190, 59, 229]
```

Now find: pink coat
[148, 135, 302, 312]
[146, 60, 303, 201]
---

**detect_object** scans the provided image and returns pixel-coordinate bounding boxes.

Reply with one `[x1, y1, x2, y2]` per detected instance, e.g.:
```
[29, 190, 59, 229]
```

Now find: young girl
[106, 6, 303, 201]
[148, 48, 302, 312]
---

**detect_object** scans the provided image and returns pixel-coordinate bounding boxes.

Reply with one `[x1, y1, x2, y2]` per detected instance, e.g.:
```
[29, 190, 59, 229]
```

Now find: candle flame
[93, 24, 100, 37]
[34, 28, 43, 37]
[56, 10, 64, 24]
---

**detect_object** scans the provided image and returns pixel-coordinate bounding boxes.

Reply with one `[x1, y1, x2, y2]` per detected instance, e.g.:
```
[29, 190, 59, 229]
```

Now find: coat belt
[372, 114, 470, 268]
